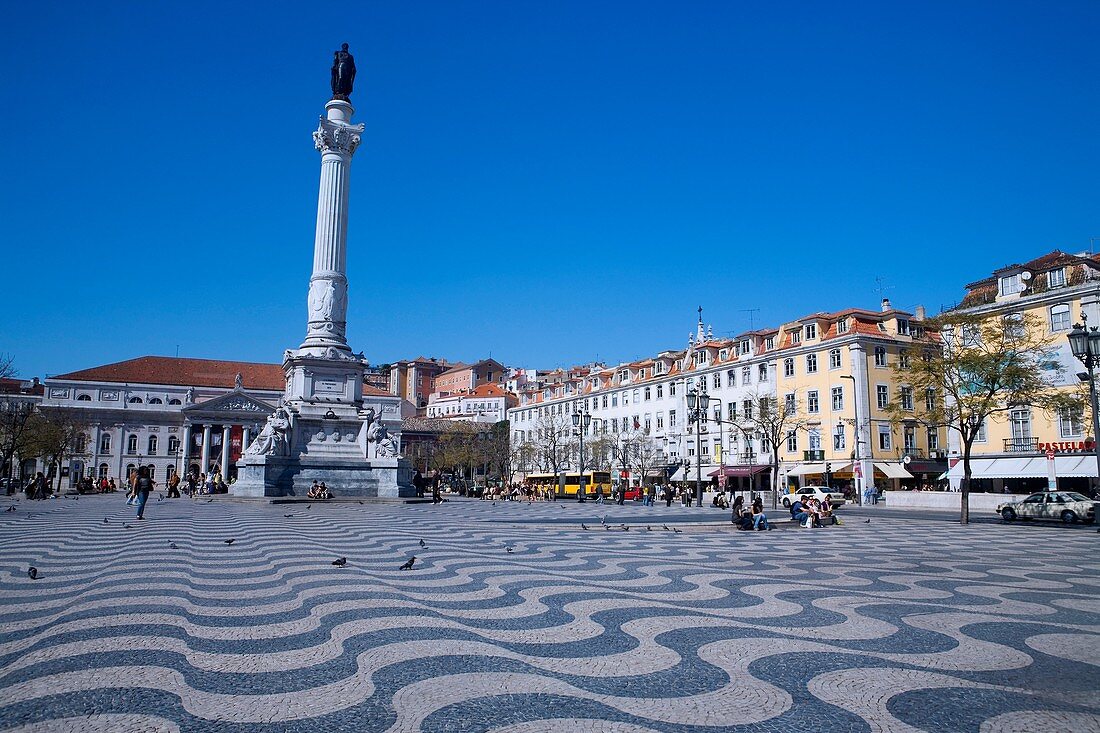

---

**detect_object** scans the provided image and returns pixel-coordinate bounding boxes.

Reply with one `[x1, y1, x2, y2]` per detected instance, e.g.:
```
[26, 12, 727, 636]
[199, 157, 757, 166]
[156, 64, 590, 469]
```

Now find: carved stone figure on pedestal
[234, 372, 243, 389]
[330, 43, 356, 101]
[245, 407, 291, 457]
[185, 387, 195, 404]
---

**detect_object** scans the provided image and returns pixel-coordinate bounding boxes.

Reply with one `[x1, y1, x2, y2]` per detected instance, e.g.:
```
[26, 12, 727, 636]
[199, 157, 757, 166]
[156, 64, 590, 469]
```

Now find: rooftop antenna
[1090, 236, 1100, 256]
[874, 277, 894, 299]
[739, 308, 761, 332]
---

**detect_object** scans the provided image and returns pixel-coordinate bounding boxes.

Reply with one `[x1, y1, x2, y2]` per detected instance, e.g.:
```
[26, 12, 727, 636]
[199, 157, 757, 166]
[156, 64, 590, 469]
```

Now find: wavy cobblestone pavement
[0, 495, 1098, 732]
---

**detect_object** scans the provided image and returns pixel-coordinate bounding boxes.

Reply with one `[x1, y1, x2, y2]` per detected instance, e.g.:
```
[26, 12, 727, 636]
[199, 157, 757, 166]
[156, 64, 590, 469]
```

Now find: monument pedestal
[233, 454, 412, 498]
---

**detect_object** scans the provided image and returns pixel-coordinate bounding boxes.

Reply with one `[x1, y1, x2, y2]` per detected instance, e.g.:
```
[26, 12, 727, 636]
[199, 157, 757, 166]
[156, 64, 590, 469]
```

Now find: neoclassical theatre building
[40, 356, 387, 485]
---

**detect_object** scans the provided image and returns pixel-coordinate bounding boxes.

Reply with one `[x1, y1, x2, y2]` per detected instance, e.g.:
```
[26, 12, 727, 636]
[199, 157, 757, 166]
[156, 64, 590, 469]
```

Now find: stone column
[221, 426, 231, 479]
[200, 424, 212, 475]
[180, 424, 192, 476]
[299, 100, 364, 354]
[242, 427, 251, 452]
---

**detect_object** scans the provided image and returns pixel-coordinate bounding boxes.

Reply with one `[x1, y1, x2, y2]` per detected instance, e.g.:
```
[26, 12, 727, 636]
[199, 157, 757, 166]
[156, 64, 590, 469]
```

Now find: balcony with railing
[1003, 438, 1039, 453]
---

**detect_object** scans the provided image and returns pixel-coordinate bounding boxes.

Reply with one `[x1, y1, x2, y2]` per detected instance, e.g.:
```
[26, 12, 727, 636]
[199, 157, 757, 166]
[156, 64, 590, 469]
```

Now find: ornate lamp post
[1067, 315, 1100, 490]
[686, 376, 712, 508]
[571, 408, 592, 498]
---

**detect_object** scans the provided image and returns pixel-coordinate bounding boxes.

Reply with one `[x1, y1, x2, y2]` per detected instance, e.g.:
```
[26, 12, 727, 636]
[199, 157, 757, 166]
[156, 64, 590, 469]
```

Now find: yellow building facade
[945, 250, 1100, 494]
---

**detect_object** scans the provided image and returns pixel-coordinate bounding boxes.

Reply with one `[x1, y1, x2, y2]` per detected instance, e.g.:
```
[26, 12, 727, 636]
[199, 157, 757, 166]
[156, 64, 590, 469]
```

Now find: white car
[997, 491, 1096, 524]
[782, 486, 846, 509]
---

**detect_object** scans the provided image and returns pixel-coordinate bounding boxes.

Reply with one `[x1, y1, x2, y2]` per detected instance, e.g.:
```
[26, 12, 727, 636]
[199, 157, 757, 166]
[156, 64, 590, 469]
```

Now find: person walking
[125, 469, 138, 506]
[413, 469, 425, 499]
[134, 466, 154, 520]
[431, 474, 442, 505]
[167, 472, 181, 499]
[29, 472, 48, 500]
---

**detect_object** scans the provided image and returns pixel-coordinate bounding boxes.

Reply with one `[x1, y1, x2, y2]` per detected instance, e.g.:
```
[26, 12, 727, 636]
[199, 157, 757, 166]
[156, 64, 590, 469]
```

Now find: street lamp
[840, 374, 866, 506]
[1068, 315, 1100, 492]
[571, 408, 592, 499]
[686, 376, 712, 508]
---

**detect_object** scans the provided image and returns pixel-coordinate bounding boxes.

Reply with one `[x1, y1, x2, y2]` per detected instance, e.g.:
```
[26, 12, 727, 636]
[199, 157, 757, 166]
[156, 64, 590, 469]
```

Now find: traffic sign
[1046, 450, 1056, 460]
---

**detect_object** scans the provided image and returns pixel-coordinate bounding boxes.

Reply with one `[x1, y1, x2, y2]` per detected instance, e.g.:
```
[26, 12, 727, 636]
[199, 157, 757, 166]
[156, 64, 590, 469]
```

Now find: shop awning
[947, 455, 1099, 480]
[788, 462, 825, 476]
[669, 466, 687, 482]
[874, 461, 913, 479]
[708, 465, 771, 478]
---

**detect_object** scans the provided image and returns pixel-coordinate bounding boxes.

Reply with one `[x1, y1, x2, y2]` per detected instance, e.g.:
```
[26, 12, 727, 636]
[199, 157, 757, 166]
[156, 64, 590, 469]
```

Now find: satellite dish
[1020, 271, 1032, 281]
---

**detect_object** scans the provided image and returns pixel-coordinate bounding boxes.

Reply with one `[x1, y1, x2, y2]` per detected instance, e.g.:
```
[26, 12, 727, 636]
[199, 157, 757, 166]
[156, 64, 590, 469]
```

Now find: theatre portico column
[201, 424, 212, 475]
[221, 426, 231, 479]
[181, 424, 192, 476]
[242, 427, 252, 452]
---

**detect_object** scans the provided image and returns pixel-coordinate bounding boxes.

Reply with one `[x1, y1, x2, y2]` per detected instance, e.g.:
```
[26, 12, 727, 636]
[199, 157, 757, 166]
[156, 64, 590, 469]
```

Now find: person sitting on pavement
[751, 496, 771, 530]
[731, 495, 754, 530]
[790, 498, 813, 528]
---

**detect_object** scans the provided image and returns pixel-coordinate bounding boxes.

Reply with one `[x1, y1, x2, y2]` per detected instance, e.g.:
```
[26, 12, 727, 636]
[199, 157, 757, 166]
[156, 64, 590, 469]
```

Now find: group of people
[789, 495, 839, 528]
[730, 495, 772, 531]
[307, 481, 332, 500]
[412, 470, 443, 504]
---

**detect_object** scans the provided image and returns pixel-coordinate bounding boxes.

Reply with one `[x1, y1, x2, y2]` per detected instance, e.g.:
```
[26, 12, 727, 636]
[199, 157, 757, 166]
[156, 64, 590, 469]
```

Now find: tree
[888, 311, 1079, 524]
[0, 356, 36, 489]
[728, 390, 810, 509]
[482, 420, 516, 487]
[622, 429, 665, 491]
[532, 414, 570, 477]
[585, 433, 617, 473]
[436, 425, 478, 480]
[24, 408, 89, 493]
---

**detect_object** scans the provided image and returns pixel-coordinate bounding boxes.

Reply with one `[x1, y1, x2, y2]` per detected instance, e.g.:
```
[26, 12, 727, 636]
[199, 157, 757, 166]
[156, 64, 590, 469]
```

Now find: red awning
[707, 465, 771, 478]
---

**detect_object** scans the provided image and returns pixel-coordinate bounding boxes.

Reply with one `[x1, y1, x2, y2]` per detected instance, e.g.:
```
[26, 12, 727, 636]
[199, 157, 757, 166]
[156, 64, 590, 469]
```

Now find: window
[742, 366, 752, 384]
[656, 384, 664, 399]
[874, 347, 887, 367]
[805, 323, 817, 339]
[878, 425, 892, 450]
[806, 354, 818, 373]
[831, 386, 843, 411]
[129, 396, 143, 404]
[808, 429, 821, 450]
[148, 435, 158, 454]
[712, 373, 721, 389]
[1048, 268, 1066, 288]
[765, 336, 775, 350]
[632, 389, 640, 404]
[148, 398, 163, 405]
[1004, 314, 1025, 339]
[656, 412, 664, 429]
[876, 385, 889, 409]
[611, 418, 619, 434]
[669, 409, 677, 428]
[899, 349, 911, 369]
[127, 434, 138, 454]
[828, 349, 841, 369]
[925, 388, 936, 411]
[1059, 407, 1084, 438]
[669, 382, 677, 397]
[833, 425, 846, 451]
[758, 363, 768, 381]
[602, 395, 608, 408]
[783, 358, 795, 378]
[77, 394, 91, 401]
[644, 386, 652, 401]
[975, 419, 988, 443]
[896, 319, 910, 336]
[784, 393, 796, 414]
[644, 414, 652, 432]
[807, 390, 820, 413]
[999, 274, 1023, 296]
[927, 428, 939, 450]
[727, 402, 737, 421]
[836, 318, 849, 334]
[900, 386, 914, 411]
[743, 400, 754, 420]
[1050, 304, 1071, 332]
[903, 426, 916, 453]
[168, 436, 180, 454]
[786, 431, 798, 453]
[168, 398, 182, 405]
[611, 394, 618, 407]
[76, 434, 89, 452]
[738, 340, 751, 355]
[790, 329, 801, 345]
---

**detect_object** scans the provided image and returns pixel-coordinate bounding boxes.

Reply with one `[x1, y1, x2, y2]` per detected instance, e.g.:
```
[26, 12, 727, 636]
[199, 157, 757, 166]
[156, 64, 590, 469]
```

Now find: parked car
[997, 491, 1096, 524]
[781, 486, 847, 509]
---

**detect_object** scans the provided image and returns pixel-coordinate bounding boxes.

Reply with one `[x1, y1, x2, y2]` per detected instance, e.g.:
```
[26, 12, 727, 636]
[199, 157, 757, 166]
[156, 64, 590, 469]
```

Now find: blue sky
[2, 1, 1097, 379]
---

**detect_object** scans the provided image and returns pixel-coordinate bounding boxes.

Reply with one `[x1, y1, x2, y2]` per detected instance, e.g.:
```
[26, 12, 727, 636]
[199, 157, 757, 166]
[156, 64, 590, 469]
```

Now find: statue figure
[330, 43, 356, 101]
[364, 406, 401, 457]
[185, 387, 195, 404]
[245, 407, 291, 457]
[234, 372, 243, 389]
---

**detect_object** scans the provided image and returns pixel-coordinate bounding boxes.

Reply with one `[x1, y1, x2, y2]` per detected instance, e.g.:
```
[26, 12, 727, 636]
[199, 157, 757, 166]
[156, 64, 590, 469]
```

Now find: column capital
[313, 117, 364, 156]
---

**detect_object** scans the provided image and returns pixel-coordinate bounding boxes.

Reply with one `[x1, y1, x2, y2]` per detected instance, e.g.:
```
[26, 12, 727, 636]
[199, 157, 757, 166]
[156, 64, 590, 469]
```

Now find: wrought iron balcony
[1002, 438, 1039, 453]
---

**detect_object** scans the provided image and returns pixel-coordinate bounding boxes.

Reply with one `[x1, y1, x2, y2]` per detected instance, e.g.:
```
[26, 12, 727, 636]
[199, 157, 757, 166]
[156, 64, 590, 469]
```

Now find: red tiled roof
[52, 356, 286, 390]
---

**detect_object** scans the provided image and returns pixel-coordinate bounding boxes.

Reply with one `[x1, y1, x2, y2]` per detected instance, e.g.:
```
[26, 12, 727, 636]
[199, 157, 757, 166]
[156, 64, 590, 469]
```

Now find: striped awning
[946, 455, 1098, 479]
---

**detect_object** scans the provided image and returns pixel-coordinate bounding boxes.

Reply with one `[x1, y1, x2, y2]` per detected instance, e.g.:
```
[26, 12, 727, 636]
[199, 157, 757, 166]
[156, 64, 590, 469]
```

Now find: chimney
[881, 298, 892, 312]
[915, 305, 926, 320]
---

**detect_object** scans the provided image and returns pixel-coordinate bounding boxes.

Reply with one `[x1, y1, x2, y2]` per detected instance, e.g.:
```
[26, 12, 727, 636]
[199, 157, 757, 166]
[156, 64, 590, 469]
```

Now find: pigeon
[662, 525, 671, 531]
[506, 546, 514, 553]
[103, 517, 108, 524]
[620, 524, 629, 531]
[307, 504, 312, 510]
[604, 525, 611, 531]
[647, 526, 653, 532]
[419, 539, 427, 548]
[581, 524, 589, 530]
[559, 504, 565, 509]
[399, 556, 416, 570]
[358, 501, 364, 505]
[169, 542, 179, 550]
[673, 527, 683, 534]
[27, 566, 38, 580]
[223, 539, 235, 545]
[284, 514, 294, 518]
[206, 499, 214, 503]
[332, 557, 347, 567]
[864, 519, 871, 524]
[124, 523, 133, 529]
[5, 505, 15, 512]
[601, 516, 607, 525]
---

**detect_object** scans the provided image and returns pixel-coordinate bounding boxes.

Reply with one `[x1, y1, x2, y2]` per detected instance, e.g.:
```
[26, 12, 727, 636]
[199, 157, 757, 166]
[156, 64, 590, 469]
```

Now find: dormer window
[790, 330, 801, 345]
[738, 340, 751, 355]
[896, 319, 910, 336]
[999, 273, 1024, 296]
[654, 362, 664, 374]
[1048, 268, 1066, 288]
[619, 369, 629, 383]
[719, 349, 728, 360]
[878, 322, 887, 332]
[765, 336, 775, 350]
[836, 318, 849, 334]
[804, 324, 817, 340]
